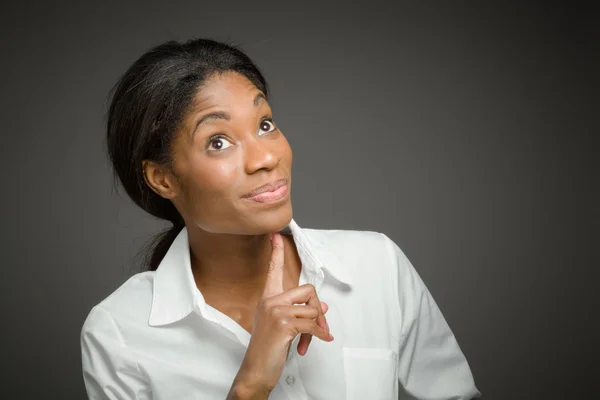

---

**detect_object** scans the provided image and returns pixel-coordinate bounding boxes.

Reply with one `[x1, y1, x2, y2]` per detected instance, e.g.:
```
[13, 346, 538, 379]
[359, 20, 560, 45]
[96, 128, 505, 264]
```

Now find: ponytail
[143, 223, 185, 271]
[134, 196, 186, 271]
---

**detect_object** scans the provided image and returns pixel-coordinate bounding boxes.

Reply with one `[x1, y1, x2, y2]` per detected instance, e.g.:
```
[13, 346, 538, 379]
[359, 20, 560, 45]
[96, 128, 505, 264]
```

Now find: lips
[242, 178, 288, 198]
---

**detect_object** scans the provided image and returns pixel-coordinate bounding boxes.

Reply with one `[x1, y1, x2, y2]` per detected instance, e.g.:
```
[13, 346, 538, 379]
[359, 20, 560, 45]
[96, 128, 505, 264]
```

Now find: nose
[243, 136, 280, 174]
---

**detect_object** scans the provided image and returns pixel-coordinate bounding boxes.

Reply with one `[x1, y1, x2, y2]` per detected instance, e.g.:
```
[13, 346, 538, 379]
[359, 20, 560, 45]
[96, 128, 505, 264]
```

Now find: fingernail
[269, 233, 273, 241]
[325, 320, 330, 332]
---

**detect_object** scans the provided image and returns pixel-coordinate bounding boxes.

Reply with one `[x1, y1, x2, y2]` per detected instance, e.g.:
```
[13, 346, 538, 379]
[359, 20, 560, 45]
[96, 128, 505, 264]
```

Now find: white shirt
[81, 218, 481, 399]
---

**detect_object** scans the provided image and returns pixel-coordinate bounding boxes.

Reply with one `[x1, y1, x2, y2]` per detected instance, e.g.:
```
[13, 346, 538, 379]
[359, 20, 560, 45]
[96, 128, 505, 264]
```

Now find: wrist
[229, 369, 272, 400]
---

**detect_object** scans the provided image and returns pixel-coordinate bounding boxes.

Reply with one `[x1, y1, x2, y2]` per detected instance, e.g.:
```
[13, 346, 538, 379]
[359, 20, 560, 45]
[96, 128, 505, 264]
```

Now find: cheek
[193, 159, 240, 195]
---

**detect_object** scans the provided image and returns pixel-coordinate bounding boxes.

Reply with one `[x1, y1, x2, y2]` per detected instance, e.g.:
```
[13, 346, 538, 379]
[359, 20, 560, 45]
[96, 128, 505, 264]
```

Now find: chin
[241, 201, 293, 235]
[192, 200, 293, 235]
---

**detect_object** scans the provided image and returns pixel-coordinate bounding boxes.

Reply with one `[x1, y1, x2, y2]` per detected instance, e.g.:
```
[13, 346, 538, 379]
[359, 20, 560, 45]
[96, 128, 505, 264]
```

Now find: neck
[187, 228, 284, 301]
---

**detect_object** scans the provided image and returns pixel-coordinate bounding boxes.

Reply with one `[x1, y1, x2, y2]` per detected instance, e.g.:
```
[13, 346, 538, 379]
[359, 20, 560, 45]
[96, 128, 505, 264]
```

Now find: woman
[81, 38, 481, 400]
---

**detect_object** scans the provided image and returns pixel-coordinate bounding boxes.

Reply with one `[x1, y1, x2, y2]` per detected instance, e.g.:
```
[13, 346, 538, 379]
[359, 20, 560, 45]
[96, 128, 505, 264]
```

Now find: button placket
[279, 355, 308, 400]
[285, 375, 296, 386]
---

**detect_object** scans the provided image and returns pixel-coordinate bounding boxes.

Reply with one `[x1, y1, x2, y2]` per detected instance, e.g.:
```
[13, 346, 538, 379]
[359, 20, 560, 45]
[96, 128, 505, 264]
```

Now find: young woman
[81, 38, 480, 400]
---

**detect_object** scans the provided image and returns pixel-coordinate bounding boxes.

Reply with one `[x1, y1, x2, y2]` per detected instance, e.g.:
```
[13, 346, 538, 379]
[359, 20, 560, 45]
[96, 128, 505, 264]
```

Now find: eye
[258, 118, 277, 135]
[206, 134, 233, 151]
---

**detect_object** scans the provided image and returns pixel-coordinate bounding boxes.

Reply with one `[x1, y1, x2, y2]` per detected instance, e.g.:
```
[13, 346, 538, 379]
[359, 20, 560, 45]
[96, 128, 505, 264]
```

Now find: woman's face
[162, 71, 293, 235]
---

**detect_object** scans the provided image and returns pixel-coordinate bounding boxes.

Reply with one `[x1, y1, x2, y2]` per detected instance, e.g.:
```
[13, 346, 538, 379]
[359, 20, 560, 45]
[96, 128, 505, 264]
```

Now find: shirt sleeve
[380, 233, 482, 400]
[81, 306, 152, 400]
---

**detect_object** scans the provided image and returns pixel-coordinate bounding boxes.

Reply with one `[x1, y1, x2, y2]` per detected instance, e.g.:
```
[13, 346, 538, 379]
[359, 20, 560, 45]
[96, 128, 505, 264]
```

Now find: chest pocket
[342, 347, 398, 400]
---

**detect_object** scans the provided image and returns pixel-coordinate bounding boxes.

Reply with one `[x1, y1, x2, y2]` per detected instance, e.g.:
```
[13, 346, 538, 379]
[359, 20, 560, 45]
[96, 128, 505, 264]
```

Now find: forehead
[191, 71, 265, 110]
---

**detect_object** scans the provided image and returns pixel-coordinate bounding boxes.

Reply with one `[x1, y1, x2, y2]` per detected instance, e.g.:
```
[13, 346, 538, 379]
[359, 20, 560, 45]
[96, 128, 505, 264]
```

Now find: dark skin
[143, 71, 332, 397]
[195, 234, 303, 334]
[143, 70, 298, 330]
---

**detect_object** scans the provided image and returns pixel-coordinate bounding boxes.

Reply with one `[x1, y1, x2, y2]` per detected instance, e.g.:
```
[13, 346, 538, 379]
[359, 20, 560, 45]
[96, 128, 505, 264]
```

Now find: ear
[142, 160, 179, 199]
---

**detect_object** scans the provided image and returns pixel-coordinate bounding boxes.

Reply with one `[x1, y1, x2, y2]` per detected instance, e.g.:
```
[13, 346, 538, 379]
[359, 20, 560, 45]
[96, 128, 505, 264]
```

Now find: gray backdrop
[1, 1, 597, 399]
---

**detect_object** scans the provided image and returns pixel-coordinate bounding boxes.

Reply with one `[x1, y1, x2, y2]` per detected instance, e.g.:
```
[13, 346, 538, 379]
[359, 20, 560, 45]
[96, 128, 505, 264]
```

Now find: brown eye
[207, 135, 233, 151]
[258, 118, 276, 135]
[211, 138, 223, 150]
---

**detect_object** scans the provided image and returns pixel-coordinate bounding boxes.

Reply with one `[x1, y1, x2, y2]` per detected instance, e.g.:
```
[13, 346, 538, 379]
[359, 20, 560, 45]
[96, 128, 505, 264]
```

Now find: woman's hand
[228, 232, 334, 399]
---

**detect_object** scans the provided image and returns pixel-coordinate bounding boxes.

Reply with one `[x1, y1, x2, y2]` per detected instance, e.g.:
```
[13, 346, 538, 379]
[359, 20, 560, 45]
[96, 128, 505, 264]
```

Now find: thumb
[262, 232, 285, 298]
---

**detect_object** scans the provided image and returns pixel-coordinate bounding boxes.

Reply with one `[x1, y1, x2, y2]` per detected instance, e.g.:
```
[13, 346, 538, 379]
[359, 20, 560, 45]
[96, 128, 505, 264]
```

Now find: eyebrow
[191, 92, 267, 137]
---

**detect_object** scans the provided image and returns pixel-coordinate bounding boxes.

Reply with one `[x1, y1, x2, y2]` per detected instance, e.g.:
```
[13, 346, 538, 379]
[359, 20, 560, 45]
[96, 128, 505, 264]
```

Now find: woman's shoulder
[81, 271, 155, 335]
[301, 225, 426, 307]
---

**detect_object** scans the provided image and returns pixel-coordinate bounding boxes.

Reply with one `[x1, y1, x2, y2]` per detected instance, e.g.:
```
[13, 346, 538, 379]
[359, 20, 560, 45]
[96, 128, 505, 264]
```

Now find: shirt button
[285, 375, 295, 386]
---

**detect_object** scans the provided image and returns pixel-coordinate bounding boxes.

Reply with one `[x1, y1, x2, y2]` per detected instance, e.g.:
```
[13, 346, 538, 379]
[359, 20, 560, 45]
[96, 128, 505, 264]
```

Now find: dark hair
[105, 38, 269, 271]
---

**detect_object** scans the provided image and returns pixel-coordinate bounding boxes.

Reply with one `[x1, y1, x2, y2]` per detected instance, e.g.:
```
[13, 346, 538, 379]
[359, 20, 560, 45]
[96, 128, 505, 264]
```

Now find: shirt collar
[285, 220, 353, 287]
[148, 218, 352, 327]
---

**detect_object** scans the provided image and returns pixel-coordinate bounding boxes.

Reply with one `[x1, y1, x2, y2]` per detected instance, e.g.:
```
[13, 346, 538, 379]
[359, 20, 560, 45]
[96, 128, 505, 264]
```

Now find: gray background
[1, 1, 597, 399]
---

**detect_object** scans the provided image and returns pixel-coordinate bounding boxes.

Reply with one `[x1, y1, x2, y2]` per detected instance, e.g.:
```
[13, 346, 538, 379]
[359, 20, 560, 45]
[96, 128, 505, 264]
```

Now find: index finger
[262, 232, 285, 299]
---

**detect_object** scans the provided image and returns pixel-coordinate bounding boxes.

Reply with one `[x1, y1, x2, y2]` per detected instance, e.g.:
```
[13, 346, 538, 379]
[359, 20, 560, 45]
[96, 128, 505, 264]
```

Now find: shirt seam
[378, 232, 403, 349]
[95, 305, 148, 382]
